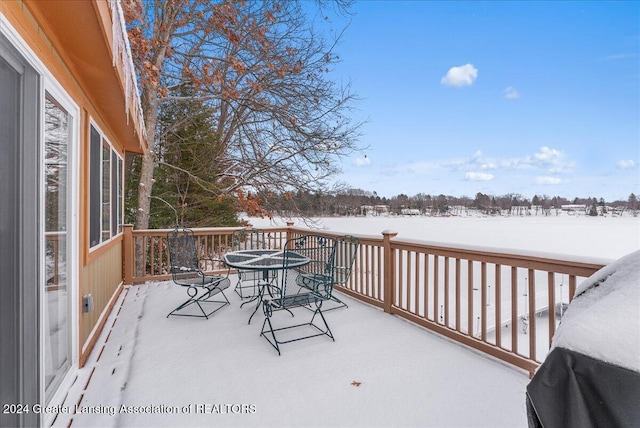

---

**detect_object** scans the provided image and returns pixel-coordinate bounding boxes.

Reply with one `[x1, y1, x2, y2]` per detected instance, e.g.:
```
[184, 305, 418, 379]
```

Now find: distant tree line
[262, 189, 640, 218]
[128, 182, 638, 226]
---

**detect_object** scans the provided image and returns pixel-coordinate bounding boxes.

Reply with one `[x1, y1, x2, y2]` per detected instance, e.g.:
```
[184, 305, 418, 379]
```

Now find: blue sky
[326, 1, 639, 201]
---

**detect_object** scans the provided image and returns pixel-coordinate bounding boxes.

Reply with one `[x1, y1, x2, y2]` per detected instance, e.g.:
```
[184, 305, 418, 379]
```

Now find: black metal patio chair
[260, 235, 337, 355]
[167, 228, 231, 319]
[231, 228, 276, 298]
[297, 235, 359, 310]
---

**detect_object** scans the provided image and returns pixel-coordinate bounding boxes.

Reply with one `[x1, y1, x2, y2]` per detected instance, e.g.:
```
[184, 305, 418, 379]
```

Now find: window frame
[88, 120, 124, 251]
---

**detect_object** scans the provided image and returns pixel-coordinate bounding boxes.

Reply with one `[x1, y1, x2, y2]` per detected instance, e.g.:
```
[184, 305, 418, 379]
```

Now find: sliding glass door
[0, 34, 40, 428]
[0, 31, 77, 422]
[44, 94, 72, 400]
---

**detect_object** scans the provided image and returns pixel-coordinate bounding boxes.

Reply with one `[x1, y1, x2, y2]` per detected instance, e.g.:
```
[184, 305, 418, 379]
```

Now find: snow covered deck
[52, 277, 530, 427]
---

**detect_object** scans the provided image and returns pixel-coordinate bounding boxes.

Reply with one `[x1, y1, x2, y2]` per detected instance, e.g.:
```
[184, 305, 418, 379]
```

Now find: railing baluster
[398, 250, 404, 309]
[444, 256, 450, 327]
[158, 239, 164, 275]
[511, 267, 518, 355]
[528, 270, 536, 361]
[495, 264, 502, 349]
[143, 236, 149, 276]
[548, 272, 556, 348]
[365, 244, 370, 296]
[377, 245, 382, 301]
[414, 252, 420, 314]
[468, 260, 474, 337]
[481, 261, 487, 341]
[157, 236, 163, 274]
[149, 236, 155, 276]
[569, 275, 576, 301]
[358, 243, 364, 295]
[433, 255, 439, 323]
[455, 258, 461, 332]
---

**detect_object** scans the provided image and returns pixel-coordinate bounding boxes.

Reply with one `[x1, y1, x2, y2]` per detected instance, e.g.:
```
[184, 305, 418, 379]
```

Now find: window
[89, 123, 123, 248]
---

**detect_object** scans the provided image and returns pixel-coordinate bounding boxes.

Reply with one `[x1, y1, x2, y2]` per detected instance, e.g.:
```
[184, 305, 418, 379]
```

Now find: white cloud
[535, 176, 562, 185]
[445, 147, 573, 174]
[441, 64, 478, 87]
[617, 159, 636, 170]
[534, 146, 561, 162]
[353, 155, 371, 167]
[529, 146, 574, 173]
[465, 172, 494, 181]
[503, 86, 519, 99]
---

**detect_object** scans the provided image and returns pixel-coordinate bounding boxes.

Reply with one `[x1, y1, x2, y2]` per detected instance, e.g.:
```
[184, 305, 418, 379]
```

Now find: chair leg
[234, 277, 244, 298]
[234, 277, 258, 299]
[260, 304, 281, 355]
[309, 304, 334, 341]
[260, 301, 334, 355]
[168, 286, 230, 319]
[322, 294, 348, 311]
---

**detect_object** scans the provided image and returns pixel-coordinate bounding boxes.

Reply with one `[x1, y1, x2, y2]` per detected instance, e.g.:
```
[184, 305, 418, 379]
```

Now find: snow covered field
[247, 214, 640, 261]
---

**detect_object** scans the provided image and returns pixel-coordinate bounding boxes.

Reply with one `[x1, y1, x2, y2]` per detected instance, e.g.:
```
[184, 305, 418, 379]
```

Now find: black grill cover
[526, 345, 640, 427]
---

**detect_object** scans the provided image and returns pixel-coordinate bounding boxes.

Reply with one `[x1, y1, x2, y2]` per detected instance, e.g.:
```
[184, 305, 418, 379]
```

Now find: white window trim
[88, 119, 125, 252]
[41, 78, 80, 418]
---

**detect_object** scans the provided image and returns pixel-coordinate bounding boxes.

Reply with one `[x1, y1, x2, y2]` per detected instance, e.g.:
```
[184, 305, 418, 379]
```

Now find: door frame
[0, 13, 80, 426]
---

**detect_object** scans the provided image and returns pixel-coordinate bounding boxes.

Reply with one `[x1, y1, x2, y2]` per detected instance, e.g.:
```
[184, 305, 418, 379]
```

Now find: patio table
[223, 249, 310, 324]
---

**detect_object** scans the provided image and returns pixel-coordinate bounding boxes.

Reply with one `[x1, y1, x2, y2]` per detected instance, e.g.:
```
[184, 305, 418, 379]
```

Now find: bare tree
[123, 0, 360, 229]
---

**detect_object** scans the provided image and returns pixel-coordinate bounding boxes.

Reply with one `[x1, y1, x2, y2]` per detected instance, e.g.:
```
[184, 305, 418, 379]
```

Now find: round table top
[223, 249, 309, 270]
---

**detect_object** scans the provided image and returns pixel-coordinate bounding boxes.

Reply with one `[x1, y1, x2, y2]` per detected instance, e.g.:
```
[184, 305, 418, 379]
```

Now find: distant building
[361, 205, 390, 216]
[561, 204, 587, 214]
[401, 208, 421, 216]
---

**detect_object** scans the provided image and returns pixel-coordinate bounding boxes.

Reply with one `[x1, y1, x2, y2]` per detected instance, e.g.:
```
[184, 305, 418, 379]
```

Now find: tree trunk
[134, 81, 160, 231]
[134, 148, 155, 230]
[133, 87, 159, 277]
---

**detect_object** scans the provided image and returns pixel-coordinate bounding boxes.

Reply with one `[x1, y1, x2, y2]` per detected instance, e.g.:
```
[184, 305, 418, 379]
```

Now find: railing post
[285, 221, 295, 245]
[123, 224, 134, 285]
[382, 230, 398, 314]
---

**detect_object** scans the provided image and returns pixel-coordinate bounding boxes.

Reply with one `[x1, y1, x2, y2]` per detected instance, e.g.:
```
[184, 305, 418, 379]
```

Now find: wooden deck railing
[122, 225, 291, 284]
[122, 223, 606, 376]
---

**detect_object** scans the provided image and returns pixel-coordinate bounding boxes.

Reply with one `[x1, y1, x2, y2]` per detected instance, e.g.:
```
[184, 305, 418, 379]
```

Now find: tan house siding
[79, 240, 124, 366]
[1, 0, 145, 376]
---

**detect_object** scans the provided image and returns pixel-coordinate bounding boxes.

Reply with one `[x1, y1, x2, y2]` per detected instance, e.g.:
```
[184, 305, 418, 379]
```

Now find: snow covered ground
[52, 280, 533, 428]
[50, 214, 639, 427]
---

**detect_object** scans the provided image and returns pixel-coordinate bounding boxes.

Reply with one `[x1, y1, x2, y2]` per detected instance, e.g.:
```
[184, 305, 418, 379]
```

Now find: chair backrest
[283, 234, 337, 299]
[232, 228, 270, 251]
[332, 235, 360, 286]
[167, 228, 199, 279]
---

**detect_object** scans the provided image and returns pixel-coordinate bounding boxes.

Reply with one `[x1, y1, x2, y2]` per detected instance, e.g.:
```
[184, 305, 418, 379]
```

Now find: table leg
[243, 269, 271, 324]
[247, 281, 269, 324]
